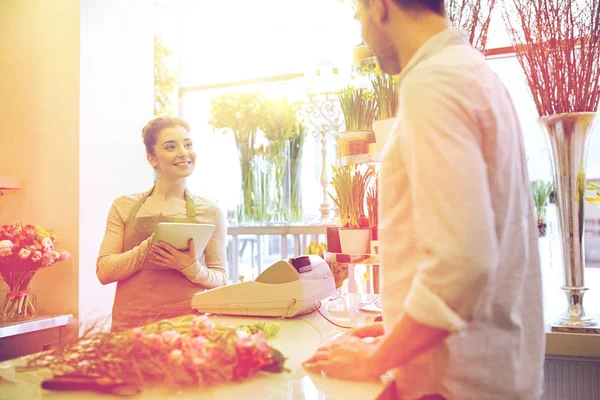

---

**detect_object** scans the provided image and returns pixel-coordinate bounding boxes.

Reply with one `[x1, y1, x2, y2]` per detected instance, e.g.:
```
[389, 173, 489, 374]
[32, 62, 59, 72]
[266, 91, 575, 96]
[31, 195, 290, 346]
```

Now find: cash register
[191, 255, 336, 318]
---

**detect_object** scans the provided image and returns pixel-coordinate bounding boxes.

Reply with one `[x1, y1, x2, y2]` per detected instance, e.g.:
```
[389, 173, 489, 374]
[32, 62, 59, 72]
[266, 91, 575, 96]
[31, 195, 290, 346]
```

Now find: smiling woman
[96, 116, 227, 332]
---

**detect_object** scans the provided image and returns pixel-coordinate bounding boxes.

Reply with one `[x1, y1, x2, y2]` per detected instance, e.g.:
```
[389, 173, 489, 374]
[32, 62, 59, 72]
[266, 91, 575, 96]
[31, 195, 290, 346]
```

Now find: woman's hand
[147, 238, 198, 271]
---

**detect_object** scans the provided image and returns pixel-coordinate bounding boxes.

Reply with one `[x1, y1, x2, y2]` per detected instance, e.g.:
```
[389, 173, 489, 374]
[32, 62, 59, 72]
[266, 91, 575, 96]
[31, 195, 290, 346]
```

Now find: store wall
[0, 0, 80, 319]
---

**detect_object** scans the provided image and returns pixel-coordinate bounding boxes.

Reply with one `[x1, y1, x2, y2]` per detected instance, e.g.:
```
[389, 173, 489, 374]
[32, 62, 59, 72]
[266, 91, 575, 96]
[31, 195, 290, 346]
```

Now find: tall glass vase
[236, 141, 258, 226]
[539, 112, 598, 328]
[289, 129, 306, 223]
[267, 140, 291, 225]
[290, 154, 303, 223]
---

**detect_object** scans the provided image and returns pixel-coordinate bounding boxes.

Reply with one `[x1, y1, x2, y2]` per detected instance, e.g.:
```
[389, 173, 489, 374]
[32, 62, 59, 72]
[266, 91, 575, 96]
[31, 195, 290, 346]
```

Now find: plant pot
[339, 130, 375, 144]
[538, 219, 547, 237]
[338, 228, 371, 255]
[1, 289, 36, 320]
[371, 118, 395, 154]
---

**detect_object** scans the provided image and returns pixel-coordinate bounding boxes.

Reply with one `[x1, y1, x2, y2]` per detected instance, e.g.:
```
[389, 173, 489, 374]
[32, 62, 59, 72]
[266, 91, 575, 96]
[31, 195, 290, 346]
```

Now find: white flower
[18, 248, 31, 260]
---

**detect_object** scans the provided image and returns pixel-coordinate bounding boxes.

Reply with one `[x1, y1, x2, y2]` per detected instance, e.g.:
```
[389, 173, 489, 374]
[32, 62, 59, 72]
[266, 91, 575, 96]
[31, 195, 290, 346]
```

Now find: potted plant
[328, 165, 374, 254]
[337, 86, 378, 157]
[209, 91, 267, 224]
[370, 65, 399, 154]
[531, 180, 553, 237]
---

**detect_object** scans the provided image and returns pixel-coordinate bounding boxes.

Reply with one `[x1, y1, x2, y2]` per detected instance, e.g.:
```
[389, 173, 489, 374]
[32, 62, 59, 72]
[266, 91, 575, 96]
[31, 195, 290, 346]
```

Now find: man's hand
[302, 334, 383, 381]
[147, 238, 198, 271]
[349, 322, 385, 339]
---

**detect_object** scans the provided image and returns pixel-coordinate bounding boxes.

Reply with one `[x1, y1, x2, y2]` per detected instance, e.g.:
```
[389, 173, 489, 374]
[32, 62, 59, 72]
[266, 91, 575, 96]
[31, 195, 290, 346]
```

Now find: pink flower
[189, 336, 207, 351]
[192, 356, 207, 368]
[31, 251, 42, 263]
[41, 237, 53, 251]
[168, 349, 183, 365]
[191, 315, 215, 337]
[41, 251, 57, 267]
[58, 251, 70, 262]
[161, 330, 182, 348]
[142, 333, 164, 352]
[0, 240, 13, 258]
[18, 248, 31, 260]
[236, 330, 249, 340]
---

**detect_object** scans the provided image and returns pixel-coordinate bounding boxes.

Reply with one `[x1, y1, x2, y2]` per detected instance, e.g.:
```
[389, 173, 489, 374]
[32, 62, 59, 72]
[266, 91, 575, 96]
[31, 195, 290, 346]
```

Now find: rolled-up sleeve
[398, 71, 499, 332]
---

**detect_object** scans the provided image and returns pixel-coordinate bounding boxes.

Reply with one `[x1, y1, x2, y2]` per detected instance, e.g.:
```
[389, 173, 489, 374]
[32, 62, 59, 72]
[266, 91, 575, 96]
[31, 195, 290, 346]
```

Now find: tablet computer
[153, 222, 216, 253]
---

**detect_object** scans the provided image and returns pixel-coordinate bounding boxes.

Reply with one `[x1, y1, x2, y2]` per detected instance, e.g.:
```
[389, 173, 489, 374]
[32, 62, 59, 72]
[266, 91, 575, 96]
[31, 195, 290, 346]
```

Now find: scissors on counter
[41, 373, 141, 397]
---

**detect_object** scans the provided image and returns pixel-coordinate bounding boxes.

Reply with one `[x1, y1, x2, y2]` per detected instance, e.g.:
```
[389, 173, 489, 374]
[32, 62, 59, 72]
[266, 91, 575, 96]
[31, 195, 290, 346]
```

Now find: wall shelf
[339, 153, 381, 166]
[0, 176, 20, 189]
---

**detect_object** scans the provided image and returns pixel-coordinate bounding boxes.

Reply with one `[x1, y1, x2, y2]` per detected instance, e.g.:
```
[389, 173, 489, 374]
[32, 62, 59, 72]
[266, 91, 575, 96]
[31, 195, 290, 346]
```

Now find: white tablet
[153, 222, 216, 253]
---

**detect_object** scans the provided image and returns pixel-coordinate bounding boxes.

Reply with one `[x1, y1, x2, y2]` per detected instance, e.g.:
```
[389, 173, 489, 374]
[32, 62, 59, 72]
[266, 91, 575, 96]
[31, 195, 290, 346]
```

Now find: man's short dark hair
[362, 0, 446, 16]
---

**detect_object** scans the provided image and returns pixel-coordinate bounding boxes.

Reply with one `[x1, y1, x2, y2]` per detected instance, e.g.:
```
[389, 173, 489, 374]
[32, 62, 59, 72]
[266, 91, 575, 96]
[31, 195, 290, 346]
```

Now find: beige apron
[111, 187, 203, 332]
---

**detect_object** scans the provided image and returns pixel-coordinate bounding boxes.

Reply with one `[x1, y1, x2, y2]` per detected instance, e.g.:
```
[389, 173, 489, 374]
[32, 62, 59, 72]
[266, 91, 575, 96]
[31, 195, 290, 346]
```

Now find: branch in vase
[447, 0, 497, 51]
[503, 0, 600, 115]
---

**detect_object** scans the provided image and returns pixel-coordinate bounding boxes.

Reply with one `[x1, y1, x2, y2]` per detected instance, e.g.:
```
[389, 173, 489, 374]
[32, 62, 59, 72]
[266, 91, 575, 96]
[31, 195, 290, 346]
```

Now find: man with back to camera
[303, 1, 545, 399]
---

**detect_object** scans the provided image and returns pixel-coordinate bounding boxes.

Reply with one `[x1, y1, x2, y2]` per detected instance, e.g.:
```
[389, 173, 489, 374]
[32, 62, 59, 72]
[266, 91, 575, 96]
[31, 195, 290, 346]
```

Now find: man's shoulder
[406, 45, 488, 89]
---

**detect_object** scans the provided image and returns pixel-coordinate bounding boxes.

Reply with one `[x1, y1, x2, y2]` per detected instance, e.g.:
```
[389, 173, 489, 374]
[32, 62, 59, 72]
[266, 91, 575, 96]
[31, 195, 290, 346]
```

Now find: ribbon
[6, 291, 29, 297]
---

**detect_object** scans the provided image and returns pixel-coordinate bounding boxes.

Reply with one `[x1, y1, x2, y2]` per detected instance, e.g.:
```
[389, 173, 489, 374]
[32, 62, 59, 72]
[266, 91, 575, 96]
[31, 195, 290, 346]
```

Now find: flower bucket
[338, 228, 371, 255]
[2, 288, 36, 320]
[371, 118, 395, 154]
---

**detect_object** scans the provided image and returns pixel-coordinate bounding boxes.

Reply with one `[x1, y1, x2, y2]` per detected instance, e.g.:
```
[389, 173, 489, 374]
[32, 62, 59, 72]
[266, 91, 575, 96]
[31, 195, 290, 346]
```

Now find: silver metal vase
[538, 112, 599, 328]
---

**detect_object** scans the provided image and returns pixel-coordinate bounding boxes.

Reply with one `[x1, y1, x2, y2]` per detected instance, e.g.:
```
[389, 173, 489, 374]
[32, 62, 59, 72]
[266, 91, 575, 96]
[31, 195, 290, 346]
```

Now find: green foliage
[329, 165, 375, 228]
[531, 180, 553, 221]
[366, 176, 378, 228]
[337, 86, 378, 131]
[260, 98, 299, 142]
[154, 35, 177, 116]
[370, 66, 399, 120]
[209, 91, 267, 144]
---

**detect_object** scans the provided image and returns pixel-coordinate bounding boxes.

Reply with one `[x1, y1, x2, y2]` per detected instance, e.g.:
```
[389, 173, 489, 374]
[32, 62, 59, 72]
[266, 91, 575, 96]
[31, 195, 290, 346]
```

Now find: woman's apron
[111, 188, 204, 332]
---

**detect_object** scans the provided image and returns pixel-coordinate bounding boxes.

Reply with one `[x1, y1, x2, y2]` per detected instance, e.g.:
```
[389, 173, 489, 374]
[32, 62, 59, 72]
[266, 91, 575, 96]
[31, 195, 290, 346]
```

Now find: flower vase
[2, 288, 36, 320]
[539, 112, 599, 328]
[237, 142, 269, 225]
[267, 140, 291, 225]
[290, 154, 303, 223]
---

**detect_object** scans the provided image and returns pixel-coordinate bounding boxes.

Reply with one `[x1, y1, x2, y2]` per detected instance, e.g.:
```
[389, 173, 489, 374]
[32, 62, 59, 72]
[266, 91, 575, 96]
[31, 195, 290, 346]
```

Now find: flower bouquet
[261, 98, 298, 224]
[209, 91, 268, 224]
[19, 315, 287, 389]
[0, 223, 70, 319]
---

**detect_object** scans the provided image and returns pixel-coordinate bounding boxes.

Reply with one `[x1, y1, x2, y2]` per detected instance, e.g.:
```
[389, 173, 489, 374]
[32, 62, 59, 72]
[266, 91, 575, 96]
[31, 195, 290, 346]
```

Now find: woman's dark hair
[141, 116, 191, 155]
